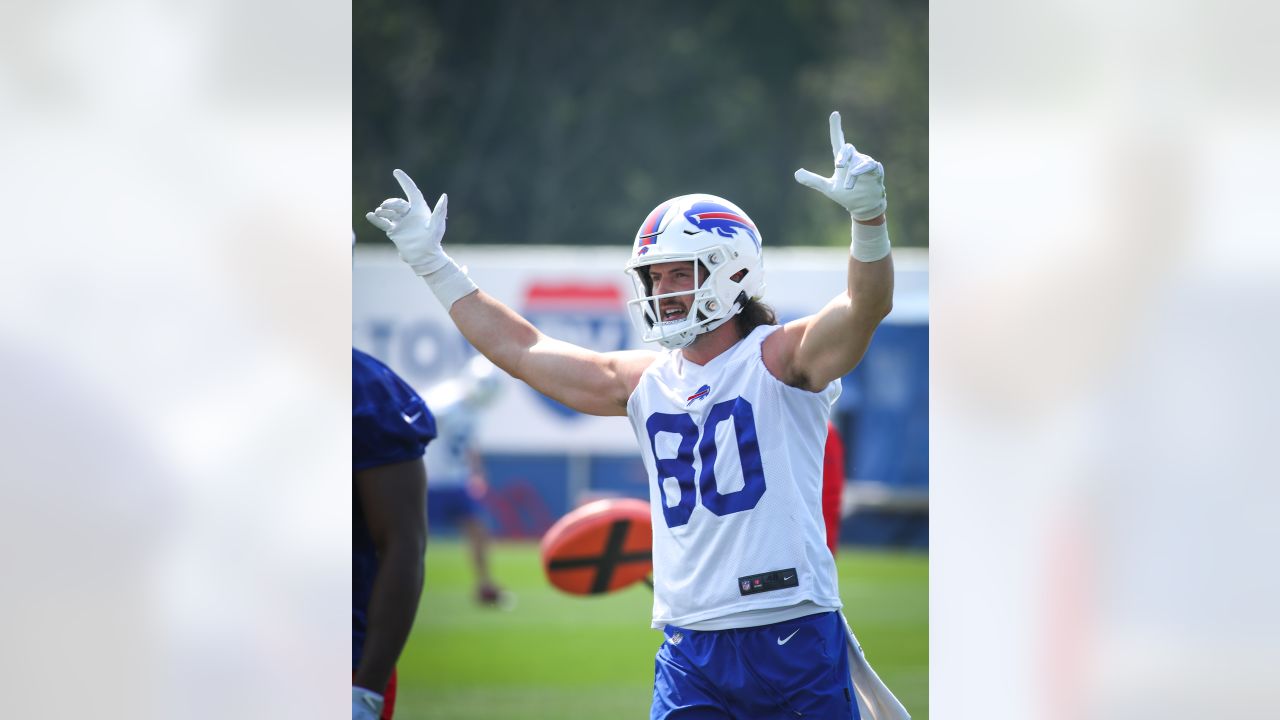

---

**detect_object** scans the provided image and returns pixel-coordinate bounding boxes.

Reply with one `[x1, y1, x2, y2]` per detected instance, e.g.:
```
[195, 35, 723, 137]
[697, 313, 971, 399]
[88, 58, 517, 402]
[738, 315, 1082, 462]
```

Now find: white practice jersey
[627, 325, 843, 629]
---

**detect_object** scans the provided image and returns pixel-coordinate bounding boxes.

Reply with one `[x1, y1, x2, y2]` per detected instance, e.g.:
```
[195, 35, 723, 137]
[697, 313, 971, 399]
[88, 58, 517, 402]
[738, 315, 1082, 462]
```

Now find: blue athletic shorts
[426, 485, 481, 525]
[651, 610, 857, 719]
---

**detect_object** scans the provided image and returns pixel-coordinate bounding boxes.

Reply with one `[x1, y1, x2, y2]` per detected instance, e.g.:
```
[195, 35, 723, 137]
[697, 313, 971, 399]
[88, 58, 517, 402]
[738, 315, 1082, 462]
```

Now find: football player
[367, 112, 907, 719]
[352, 348, 436, 720]
[422, 354, 509, 606]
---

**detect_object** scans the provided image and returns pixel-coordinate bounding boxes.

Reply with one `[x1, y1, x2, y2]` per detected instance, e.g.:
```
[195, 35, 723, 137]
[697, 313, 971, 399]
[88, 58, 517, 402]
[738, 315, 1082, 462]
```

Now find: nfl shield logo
[741, 580, 751, 592]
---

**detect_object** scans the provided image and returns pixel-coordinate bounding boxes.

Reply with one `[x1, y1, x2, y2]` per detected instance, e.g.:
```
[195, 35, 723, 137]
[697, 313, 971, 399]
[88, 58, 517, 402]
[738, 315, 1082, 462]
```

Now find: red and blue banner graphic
[522, 281, 632, 418]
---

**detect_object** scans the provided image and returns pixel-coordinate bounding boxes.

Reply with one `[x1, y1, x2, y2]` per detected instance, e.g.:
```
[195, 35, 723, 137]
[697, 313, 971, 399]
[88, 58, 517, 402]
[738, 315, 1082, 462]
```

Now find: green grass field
[396, 540, 928, 720]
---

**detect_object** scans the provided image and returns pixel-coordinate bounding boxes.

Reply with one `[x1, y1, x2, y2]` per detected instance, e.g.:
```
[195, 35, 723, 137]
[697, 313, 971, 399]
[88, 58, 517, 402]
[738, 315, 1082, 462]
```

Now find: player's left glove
[352, 685, 384, 720]
[794, 111, 891, 263]
[794, 111, 887, 221]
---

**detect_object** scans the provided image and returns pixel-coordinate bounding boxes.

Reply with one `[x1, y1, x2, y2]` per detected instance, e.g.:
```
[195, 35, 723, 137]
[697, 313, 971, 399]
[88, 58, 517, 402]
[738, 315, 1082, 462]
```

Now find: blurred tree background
[354, 0, 926, 249]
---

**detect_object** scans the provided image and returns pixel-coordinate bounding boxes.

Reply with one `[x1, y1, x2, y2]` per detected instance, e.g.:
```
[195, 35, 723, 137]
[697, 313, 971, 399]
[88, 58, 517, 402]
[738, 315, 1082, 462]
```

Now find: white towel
[842, 612, 912, 720]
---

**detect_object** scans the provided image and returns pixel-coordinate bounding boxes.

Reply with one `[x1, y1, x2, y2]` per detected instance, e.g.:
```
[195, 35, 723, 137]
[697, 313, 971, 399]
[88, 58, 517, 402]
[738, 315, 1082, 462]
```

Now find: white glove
[352, 685, 384, 720]
[365, 169, 479, 308]
[794, 111, 887, 221]
[365, 169, 452, 275]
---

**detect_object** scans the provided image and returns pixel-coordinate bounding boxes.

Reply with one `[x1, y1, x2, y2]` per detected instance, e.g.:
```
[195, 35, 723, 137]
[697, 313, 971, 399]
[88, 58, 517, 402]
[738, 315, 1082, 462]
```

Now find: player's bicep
[765, 297, 880, 391]
[781, 252, 895, 389]
[518, 339, 655, 416]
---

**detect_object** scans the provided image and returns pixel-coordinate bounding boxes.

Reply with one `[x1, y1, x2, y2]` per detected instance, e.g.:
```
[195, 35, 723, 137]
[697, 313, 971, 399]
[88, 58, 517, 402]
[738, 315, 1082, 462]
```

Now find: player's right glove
[365, 169, 452, 275]
[366, 169, 478, 308]
[352, 685, 384, 720]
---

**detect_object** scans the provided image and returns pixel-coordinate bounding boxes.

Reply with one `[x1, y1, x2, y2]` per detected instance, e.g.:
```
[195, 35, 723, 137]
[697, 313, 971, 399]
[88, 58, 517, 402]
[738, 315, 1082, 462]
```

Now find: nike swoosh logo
[777, 628, 800, 646]
[402, 410, 422, 423]
[782, 574, 794, 582]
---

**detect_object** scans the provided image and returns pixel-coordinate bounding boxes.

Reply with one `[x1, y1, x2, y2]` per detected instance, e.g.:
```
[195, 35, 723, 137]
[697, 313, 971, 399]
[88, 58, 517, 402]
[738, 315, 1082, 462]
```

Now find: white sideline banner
[353, 245, 927, 453]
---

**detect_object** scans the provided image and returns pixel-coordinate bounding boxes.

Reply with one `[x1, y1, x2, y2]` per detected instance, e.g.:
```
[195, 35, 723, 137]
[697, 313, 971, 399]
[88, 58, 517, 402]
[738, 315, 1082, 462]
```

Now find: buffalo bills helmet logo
[685, 202, 760, 251]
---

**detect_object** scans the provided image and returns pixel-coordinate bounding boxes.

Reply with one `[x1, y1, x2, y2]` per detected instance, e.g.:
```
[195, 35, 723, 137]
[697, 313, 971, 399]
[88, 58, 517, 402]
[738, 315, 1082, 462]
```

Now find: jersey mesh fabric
[627, 325, 843, 629]
[353, 349, 437, 471]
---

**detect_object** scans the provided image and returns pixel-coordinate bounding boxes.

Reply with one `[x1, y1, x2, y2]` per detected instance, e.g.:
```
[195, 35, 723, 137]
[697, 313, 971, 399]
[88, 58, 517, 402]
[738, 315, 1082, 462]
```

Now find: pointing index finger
[828, 111, 846, 159]
[393, 168, 427, 207]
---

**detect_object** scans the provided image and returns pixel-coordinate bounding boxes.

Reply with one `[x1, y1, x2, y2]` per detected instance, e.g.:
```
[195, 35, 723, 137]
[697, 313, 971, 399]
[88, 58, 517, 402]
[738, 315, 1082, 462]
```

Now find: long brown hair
[734, 296, 778, 335]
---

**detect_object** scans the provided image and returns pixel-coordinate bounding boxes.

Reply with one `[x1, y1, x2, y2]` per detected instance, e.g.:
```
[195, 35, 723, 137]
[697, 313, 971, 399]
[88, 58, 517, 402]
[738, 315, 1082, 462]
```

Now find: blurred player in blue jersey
[352, 348, 436, 720]
[367, 112, 909, 719]
[422, 354, 509, 606]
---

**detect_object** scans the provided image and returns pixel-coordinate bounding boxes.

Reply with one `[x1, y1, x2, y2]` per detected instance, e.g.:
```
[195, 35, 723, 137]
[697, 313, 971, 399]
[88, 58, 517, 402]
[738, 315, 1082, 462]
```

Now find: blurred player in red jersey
[822, 421, 847, 556]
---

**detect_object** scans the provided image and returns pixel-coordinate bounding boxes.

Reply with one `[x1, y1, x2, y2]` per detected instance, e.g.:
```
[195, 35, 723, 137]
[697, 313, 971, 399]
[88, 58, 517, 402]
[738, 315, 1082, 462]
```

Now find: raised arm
[365, 170, 655, 416]
[447, 289, 654, 415]
[765, 112, 895, 392]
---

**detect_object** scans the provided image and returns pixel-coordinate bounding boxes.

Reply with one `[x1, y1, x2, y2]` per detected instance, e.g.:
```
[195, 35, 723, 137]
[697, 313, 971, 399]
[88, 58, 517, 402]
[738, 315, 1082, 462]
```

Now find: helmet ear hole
[731, 269, 748, 283]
